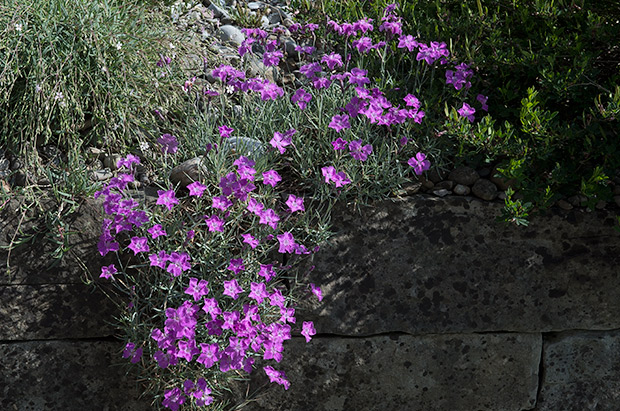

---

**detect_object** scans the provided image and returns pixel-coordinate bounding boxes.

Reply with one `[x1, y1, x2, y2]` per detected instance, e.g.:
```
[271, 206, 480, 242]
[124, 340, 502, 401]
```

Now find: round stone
[449, 166, 479, 186]
[471, 179, 498, 201]
[453, 184, 471, 196]
[170, 156, 208, 188]
[217, 25, 245, 47]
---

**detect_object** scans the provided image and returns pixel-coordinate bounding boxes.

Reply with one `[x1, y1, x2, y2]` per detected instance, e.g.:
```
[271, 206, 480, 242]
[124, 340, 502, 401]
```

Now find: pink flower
[398, 35, 419, 52]
[212, 195, 233, 211]
[205, 215, 225, 232]
[100, 264, 117, 279]
[156, 189, 179, 211]
[457, 102, 476, 122]
[227, 258, 245, 275]
[128, 236, 149, 255]
[223, 279, 243, 300]
[310, 283, 323, 301]
[301, 321, 316, 342]
[241, 233, 259, 249]
[277, 232, 297, 253]
[187, 181, 207, 197]
[218, 125, 234, 138]
[321, 52, 343, 70]
[408, 152, 431, 175]
[328, 114, 351, 133]
[477, 94, 489, 111]
[291, 88, 312, 110]
[285, 194, 305, 213]
[157, 134, 178, 154]
[262, 169, 282, 187]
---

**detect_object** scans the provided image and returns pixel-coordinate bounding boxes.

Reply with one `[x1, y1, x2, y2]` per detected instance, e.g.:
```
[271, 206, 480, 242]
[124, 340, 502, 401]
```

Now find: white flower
[54, 91, 64, 101]
[169, 43, 175, 49]
[35, 84, 42, 93]
[226, 85, 234, 94]
[14, 23, 22, 32]
[115, 41, 122, 50]
[139, 142, 150, 152]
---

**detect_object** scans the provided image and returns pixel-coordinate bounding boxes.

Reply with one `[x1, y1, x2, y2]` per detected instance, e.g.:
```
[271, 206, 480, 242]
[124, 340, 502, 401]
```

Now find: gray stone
[471, 178, 498, 200]
[102, 153, 121, 170]
[169, 156, 208, 188]
[477, 167, 491, 178]
[247, 2, 261, 10]
[428, 168, 448, 183]
[453, 183, 471, 196]
[234, 333, 541, 411]
[0, 340, 151, 410]
[557, 199, 573, 210]
[435, 180, 454, 190]
[217, 24, 245, 47]
[284, 39, 300, 57]
[595, 200, 607, 209]
[296, 195, 620, 335]
[537, 330, 620, 410]
[0, 284, 118, 340]
[221, 136, 265, 160]
[91, 169, 113, 181]
[208, 3, 231, 20]
[568, 194, 588, 207]
[432, 188, 451, 197]
[449, 166, 479, 186]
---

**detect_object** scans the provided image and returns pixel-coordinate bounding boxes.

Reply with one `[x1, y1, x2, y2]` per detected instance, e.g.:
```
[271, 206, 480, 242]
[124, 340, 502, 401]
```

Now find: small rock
[595, 200, 607, 210]
[477, 167, 491, 178]
[221, 136, 265, 160]
[497, 191, 507, 200]
[10, 171, 28, 187]
[419, 177, 434, 190]
[557, 199, 573, 210]
[472, 179, 498, 201]
[217, 25, 245, 47]
[208, 3, 231, 20]
[170, 156, 208, 188]
[432, 188, 451, 197]
[85, 147, 103, 159]
[435, 180, 454, 190]
[284, 39, 300, 57]
[91, 169, 113, 182]
[0, 179, 11, 193]
[453, 184, 471, 196]
[428, 168, 449, 184]
[103, 154, 121, 170]
[449, 166, 479, 186]
[247, 2, 261, 10]
[567, 195, 587, 207]
[394, 182, 422, 196]
[261, 15, 270, 28]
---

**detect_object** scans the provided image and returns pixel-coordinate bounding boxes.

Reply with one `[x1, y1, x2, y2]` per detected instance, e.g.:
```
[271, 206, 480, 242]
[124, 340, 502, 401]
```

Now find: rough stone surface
[0, 340, 151, 410]
[449, 166, 479, 186]
[217, 24, 246, 46]
[453, 183, 471, 195]
[537, 330, 620, 410]
[297, 195, 620, 336]
[234, 333, 541, 411]
[0, 283, 119, 340]
[471, 178, 498, 200]
[169, 156, 208, 188]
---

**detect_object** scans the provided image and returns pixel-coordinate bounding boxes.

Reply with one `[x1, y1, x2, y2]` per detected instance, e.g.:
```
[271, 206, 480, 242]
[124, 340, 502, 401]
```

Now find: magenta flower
[328, 114, 351, 133]
[263, 366, 290, 390]
[162, 387, 185, 411]
[157, 133, 178, 154]
[331, 137, 348, 151]
[398, 34, 419, 52]
[149, 250, 170, 269]
[310, 283, 323, 301]
[352, 36, 373, 53]
[258, 264, 277, 282]
[301, 321, 316, 342]
[408, 152, 431, 175]
[156, 189, 179, 211]
[263, 50, 283, 67]
[348, 68, 370, 86]
[477, 94, 489, 111]
[167, 252, 191, 277]
[116, 154, 141, 170]
[269, 289, 285, 308]
[227, 258, 245, 275]
[353, 17, 374, 34]
[197, 343, 220, 369]
[218, 125, 234, 139]
[247, 197, 265, 215]
[313, 76, 332, 90]
[300, 62, 321, 79]
[249, 282, 270, 304]
[333, 171, 351, 187]
[403, 94, 421, 110]
[321, 166, 336, 184]
[458, 102, 476, 122]
[291, 88, 312, 110]
[241, 233, 259, 249]
[212, 195, 232, 211]
[262, 169, 282, 187]
[269, 131, 292, 154]
[321, 52, 343, 70]
[259, 81, 284, 101]
[185, 278, 209, 301]
[128, 236, 149, 255]
[100, 264, 117, 279]
[223, 279, 243, 300]
[205, 215, 225, 232]
[122, 342, 143, 364]
[348, 139, 373, 161]
[187, 181, 207, 197]
[285, 194, 305, 213]
[258, 208, 280, 230]
[277, 232, 297, 254]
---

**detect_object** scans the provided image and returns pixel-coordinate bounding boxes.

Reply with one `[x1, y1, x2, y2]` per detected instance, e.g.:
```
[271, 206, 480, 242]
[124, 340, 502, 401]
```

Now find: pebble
[471, 178, 498, 201]
[217, 25, 245, 47]
[449, 166, 479, 186]
[435, 180, 454, 190]
[453, 184, 471, 196]
[432, 188, 451, 197]
[221, 136, 265, 160]
[169, 156, 208, 188]
[557, 199, 573, 210]
[428, 168, 449, 184]
[92, 169, 113, 182]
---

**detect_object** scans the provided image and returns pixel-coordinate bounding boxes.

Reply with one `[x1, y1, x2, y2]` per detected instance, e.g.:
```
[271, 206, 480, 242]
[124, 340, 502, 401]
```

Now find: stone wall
[1, 194, 619, 410]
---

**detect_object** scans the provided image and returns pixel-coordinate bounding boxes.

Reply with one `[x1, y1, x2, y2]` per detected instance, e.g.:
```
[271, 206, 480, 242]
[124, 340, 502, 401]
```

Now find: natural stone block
[0, 340, 151, 410]
[298, 195, 620, 335]
[537, 330, 620, 410]
[0, 283, 119, 340]
[234, 333, 541, 411]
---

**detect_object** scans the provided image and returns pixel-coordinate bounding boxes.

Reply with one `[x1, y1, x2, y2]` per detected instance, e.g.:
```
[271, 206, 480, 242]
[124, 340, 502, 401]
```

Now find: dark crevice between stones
[529, 332, 550, 411]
